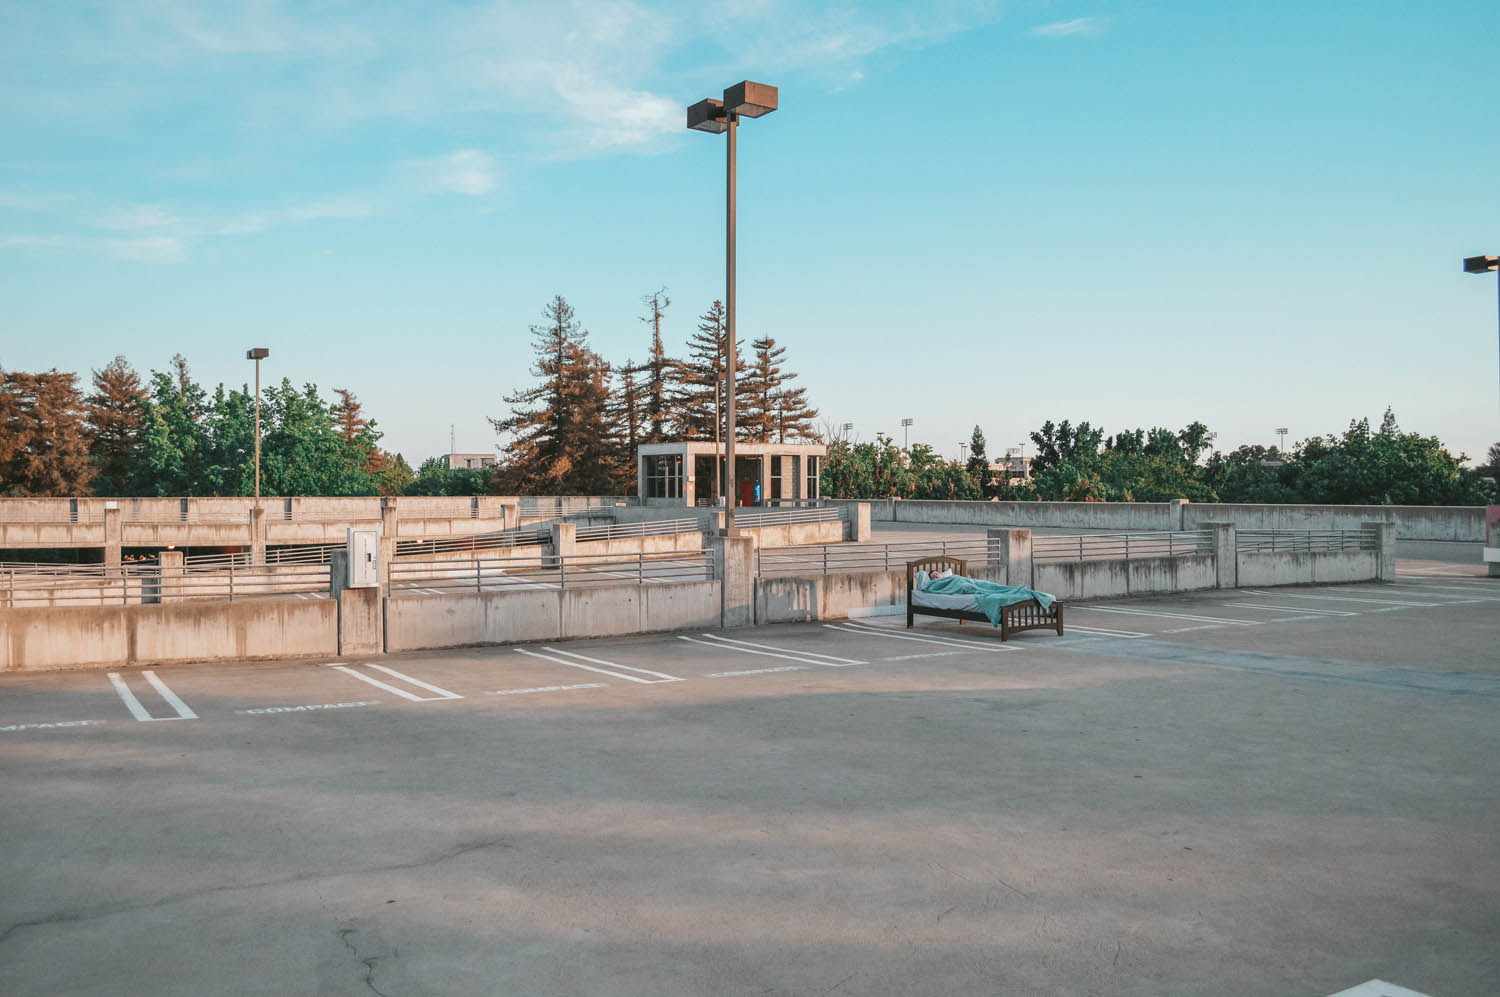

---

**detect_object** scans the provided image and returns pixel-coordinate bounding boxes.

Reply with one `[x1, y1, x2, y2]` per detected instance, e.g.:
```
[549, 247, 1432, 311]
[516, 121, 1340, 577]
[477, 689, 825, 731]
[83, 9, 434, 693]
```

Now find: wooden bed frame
[905, 556, 1064, 641]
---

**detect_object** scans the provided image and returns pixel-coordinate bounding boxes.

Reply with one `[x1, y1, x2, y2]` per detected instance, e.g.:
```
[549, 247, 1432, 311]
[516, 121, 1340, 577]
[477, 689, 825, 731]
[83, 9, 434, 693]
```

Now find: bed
[905, 556, 1064, 641]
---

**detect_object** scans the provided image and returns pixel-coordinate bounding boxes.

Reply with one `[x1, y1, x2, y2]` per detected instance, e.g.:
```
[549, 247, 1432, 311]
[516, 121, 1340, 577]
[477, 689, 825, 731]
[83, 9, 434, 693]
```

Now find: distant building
[445, 453, 497, 471]
[637, 441, 828, 508]
[991, 455, 1031, 482]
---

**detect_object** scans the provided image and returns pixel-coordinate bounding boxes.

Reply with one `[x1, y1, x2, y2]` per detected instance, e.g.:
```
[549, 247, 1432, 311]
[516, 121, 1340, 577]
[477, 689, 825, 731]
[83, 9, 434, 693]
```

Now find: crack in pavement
[0, 836, 511, 949]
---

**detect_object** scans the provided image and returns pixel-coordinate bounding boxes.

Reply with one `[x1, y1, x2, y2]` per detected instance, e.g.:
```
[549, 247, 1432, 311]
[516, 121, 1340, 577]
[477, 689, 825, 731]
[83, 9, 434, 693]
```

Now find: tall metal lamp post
[1464, 255, 1500, 422]
[1275, 427, 1288, 454]
[901, 417, 913, 449]
[688, 80, 778, 532]
[246, 348, 270, 506]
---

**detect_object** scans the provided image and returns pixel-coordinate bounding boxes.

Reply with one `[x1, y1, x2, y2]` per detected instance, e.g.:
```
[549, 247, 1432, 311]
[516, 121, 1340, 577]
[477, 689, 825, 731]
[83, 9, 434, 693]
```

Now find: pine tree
[490, 295, 616, 493]
[0, 370, 94, 495]
[966, 425, 989, 481]
[86, 356, 144, 496]
[743, 337, 817, 442]
[672, 300, 747, 441]
[610, 360, 643, 474]
[332, 388, 367, 445]
[638, 287, 677, 444]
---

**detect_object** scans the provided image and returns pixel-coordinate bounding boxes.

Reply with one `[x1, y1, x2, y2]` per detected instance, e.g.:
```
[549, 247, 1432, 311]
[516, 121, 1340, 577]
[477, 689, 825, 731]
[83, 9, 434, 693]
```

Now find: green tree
[671, 300, 746, 441]
[966, 425, 989, 485]
[637, 287, 677, 444]
[86, 356, 144, 496]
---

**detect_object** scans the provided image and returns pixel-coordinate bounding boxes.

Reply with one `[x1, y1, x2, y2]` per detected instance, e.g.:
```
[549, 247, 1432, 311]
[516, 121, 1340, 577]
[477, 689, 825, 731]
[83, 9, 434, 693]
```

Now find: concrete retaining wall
[1236, 550, 1380, 587]
[383, 580, 721, 652]
[0, 597, 337, 672]
[1034, 553, 1218, 602]
[755, 570, 906, 625]
[1181, 503, 1482, 542]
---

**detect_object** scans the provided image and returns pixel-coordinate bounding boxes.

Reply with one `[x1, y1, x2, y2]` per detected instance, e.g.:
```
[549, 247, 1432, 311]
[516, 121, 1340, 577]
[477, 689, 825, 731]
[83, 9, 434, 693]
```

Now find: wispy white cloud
[1030, 16, 1106, 38]
[415, 149, 501, 196]
[216, 198, 375, 236]
[1, 233, 185, 262]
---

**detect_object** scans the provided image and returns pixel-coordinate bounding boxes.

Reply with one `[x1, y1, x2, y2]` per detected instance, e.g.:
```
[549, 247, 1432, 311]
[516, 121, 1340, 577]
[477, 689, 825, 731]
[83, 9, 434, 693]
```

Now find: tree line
[0, 288, 822, 498]
[822, 414, 1497, 506]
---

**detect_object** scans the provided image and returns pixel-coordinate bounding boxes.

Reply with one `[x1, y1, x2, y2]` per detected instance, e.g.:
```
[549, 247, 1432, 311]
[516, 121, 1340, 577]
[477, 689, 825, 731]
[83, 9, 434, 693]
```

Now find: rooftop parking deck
[1, 573, 1496, 995]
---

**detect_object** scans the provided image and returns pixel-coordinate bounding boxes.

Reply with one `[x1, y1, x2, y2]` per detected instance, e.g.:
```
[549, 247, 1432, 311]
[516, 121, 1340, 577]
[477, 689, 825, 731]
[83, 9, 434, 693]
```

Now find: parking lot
[2, 572, 1497, 996]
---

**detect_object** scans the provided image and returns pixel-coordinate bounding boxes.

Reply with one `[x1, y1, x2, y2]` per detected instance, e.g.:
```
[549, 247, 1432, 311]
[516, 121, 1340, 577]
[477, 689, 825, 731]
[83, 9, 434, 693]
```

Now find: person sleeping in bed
[914, 568, 1056, 627]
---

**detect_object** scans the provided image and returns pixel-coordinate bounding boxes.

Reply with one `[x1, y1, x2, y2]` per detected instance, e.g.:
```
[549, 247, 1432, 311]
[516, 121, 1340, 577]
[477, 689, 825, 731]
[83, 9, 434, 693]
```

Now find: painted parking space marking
[879, 650, 968, 662]
[541, 646, 683, 682]
[1, 719, 105, 733]
[237, 700, 379, 715]
[1058, 624, 1149, 638]
[1239, 590, 1437, 607]
[329, 664, 463, 702]
[108, 670, 197, 722]
[1224, 602, 1359, 616]
[1327, 978, 1432, 997]
[516, 647, 678, 684]
[486, 683, 608, 696]
[693, 632, 865, 665]
[825, 622, 1012, 653]
[1073, 606, 1259, 626]
[678, 634, 856, 668]
[707, 666, 807, 678]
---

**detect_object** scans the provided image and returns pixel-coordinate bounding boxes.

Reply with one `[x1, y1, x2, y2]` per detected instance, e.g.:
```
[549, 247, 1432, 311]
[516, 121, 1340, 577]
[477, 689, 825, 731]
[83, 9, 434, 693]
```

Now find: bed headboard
[906, 555, 967, 591]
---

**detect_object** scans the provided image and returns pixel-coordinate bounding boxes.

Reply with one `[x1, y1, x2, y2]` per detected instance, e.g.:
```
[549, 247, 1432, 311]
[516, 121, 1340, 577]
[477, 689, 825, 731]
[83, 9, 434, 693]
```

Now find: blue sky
[3, 0, 1498, 468]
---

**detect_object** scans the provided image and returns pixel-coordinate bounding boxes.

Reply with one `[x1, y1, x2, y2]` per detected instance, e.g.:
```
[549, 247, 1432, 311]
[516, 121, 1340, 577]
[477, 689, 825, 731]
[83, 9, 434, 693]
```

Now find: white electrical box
[346, 528, 381, 588]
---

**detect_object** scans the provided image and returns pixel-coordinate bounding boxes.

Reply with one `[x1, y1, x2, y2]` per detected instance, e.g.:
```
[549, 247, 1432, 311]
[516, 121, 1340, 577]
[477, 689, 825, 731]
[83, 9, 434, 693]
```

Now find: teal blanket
[922, 575, 1055, 627]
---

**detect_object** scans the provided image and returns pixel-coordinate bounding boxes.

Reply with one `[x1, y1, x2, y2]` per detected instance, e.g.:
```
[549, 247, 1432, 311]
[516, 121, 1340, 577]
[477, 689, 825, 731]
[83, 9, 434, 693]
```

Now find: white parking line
[707, 666, 807, 678]
[1059, 625, 1148, 638]
[0, 719, 105, 733]
[237, 701, 379, 715]
[143, 670, 198, 719]
[1240, 591, 1436, 608]
[541, 646, 683, 682]
[1224, 602, 1359, 616]
[516, 647, 677, 684]
[825, 622, 1012, 653]
[1073, 606, 1259, 626]
[364, 663, 463, 699]
[487, 683, 608, 696]
[879, 650, 969, 662]
[108, 672, 154, 721]
[693, 632, 865, 664]
[678, 635, 855, 667]
[329, 664, 461, 702]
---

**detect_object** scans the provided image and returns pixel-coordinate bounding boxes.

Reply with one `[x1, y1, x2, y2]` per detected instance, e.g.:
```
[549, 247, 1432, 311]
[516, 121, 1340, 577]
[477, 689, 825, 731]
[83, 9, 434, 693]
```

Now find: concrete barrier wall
[755, 570, 906, 625]
[741, 521, 844, 549]
[0, 597, 337, 672]
[824, 497, 1483, 542]
[572, 532, 708, 559]
[1034, 554, 1218, 602]
[1182, 504, 1483, 542]
[1236, 550, 1379, 587]
[383, 580, 721, 652]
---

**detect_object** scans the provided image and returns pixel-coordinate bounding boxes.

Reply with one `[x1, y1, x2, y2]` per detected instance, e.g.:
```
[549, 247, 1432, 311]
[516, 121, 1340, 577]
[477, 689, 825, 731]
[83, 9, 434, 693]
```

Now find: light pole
[1464, 255, 1499, 422]
[689, 80, 778, 532]
[901, 417, 913, 449]
[958, 442, 968, 464]
[1275, 427, 1288, 454]
[246, 348, 270, 507]
[714, 374, 726, 506]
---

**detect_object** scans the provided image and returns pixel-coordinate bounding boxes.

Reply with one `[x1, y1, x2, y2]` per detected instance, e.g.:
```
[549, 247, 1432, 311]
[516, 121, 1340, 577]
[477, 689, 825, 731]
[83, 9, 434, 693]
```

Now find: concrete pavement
[1, 576, 1497, 995]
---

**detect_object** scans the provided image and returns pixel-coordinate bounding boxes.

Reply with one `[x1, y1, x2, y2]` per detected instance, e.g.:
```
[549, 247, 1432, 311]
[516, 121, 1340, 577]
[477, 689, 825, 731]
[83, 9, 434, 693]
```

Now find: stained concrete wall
[755, 570, 906, 625]
[822, 497, 1483, 542]
[383, 581, 721, 652]
[1034, 554, 1218, 602]
[0, 598, 337, 672]
[1236, 550, 1380, 587]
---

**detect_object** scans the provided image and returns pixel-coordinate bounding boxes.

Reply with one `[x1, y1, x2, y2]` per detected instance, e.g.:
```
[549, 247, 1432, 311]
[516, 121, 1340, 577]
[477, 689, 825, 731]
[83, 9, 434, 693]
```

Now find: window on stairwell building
[645, 454, 683, 499]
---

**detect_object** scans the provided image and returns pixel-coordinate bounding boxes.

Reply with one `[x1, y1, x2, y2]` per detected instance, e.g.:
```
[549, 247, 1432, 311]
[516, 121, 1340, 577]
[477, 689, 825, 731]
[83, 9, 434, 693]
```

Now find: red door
[740, 480, 755, 507]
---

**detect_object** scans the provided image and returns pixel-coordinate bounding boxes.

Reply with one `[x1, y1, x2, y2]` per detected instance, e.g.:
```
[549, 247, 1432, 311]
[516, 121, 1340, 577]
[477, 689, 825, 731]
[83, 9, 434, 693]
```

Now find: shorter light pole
[1275, 427, 1288, 454]
[841, 422, 853, 441]
[959, 442, 969, 464]
[246, 348, 270, 506]
[900, 417, 913, 449]
[1463, 254, 1499, 423]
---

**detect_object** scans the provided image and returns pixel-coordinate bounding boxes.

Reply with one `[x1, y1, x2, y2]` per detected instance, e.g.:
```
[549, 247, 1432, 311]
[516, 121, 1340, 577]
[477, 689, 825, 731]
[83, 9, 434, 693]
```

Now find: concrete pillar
[378, 497, 398, 588]
[757, 456, 769, 507]
[1364, 520, 1397, 582]
[329, 548, 384, 656]
[250, 506, 267, 566]
[1170, 498, 1190, 531]
[845, 503, 871, 542]
[985, 528, 1033, 588]
[1202, 522, 1237, 589]
[103, 502, 121, 572]
[710, 533, 756, 628]
[1486, 506, 1500, 579]
[550, 522, 577, 560]
[158, 550, 184, 604]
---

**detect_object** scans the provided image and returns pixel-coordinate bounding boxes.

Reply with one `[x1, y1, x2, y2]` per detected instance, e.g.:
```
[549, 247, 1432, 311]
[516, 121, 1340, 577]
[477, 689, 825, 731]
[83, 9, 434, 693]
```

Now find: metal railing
[516, 496, 634, 516]
[395, 528, 549, 558]
[757, 538, 991, 577]
[1032, 531, 1215, 563]
[574, 518, 699, 541]
[0, 561, 330, 606]
[1236, 529, 1379, 553]
[182, 543, 342, 567]
[735, 506, 841, 528]
[389, 549, 715, 596]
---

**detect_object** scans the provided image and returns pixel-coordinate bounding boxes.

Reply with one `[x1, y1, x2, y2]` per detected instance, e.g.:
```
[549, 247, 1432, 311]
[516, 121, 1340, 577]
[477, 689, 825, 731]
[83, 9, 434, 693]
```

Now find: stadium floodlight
[245, 348, 270, 506]
[1462, 255, 1500, 423]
